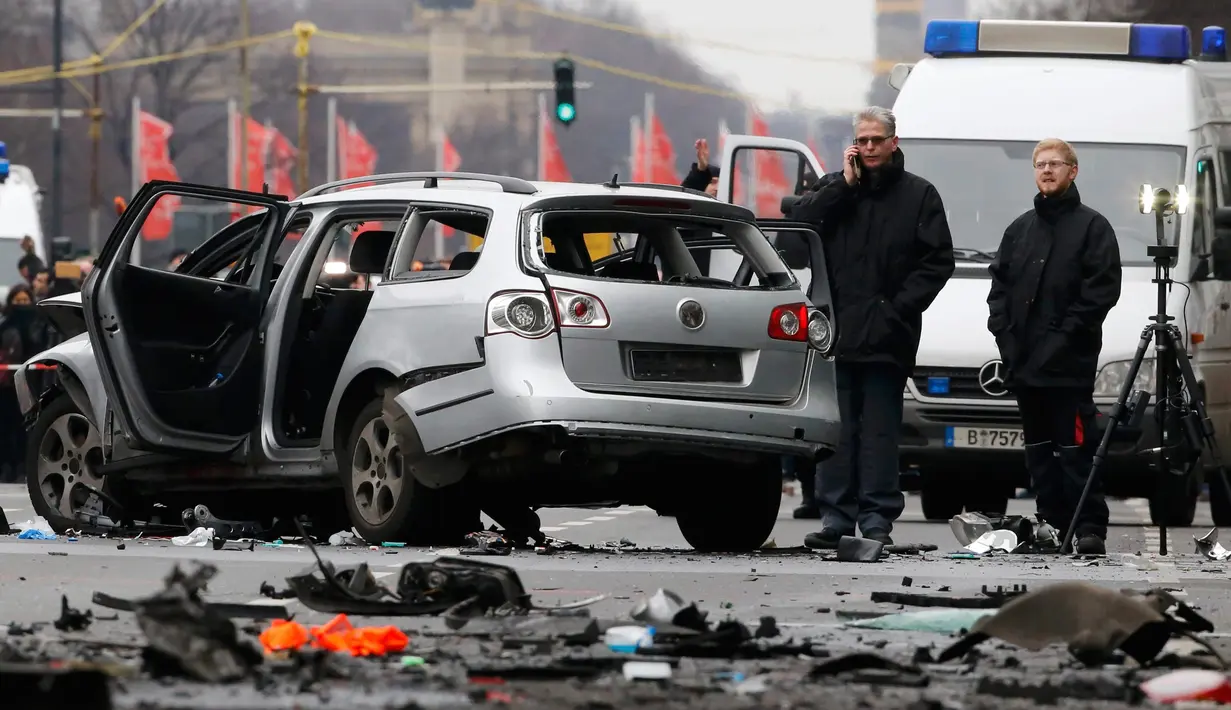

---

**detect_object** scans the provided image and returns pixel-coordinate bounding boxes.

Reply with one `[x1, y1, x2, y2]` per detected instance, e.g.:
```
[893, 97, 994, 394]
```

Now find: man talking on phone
[987, 138, 1121, 555]
[787, 106, 955, 548]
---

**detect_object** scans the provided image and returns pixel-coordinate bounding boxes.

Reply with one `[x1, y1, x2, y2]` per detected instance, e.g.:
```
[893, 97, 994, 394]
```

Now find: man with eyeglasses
[786, 106, 955, 549]
[987, 138, 1122, 555]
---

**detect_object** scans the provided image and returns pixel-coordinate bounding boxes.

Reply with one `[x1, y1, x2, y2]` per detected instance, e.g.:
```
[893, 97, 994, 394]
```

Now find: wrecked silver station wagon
[15, 172, 840, 551]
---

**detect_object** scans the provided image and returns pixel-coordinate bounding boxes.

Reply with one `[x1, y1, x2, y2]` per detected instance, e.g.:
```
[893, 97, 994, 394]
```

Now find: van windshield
[899, 140, 1185, 266]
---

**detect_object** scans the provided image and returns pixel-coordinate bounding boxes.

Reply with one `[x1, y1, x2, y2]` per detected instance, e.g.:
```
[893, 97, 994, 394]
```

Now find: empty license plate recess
[945, 427, 1025, 450]
[629, 349, 742, 383]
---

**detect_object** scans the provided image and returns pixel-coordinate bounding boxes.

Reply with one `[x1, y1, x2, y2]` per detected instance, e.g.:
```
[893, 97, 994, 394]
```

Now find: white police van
[719, 19, 1231, 527]
[0, 141, 45, 299]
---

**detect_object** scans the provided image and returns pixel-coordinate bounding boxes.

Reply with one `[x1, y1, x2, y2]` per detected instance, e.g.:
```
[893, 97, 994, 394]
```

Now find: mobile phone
[848, 151, 863, 182]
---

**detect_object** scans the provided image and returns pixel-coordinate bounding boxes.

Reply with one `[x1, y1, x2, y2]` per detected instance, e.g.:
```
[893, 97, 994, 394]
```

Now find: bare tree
[69, 0, 247, 171]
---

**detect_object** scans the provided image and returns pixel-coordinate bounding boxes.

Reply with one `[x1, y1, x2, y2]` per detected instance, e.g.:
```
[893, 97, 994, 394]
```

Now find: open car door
[714, 134, 834, 317]
[82, 180, 290, 455]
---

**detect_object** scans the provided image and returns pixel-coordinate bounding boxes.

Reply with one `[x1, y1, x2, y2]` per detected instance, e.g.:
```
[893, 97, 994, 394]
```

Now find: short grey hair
[853, 106, 896, 137]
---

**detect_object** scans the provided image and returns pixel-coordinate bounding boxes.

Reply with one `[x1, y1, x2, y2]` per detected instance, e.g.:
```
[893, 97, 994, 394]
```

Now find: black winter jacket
[987, 184, 1122, 390]
[681, 163, 719, 192]
[786, 149, 955, 373]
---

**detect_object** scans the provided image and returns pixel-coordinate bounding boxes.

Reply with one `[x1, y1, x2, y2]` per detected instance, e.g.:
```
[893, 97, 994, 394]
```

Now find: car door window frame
[385, 201, 494, 282]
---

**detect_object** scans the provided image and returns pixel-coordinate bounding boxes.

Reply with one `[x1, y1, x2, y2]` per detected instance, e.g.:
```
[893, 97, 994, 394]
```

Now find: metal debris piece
[938, 582, 1222, 668]
[837, 535, 883, 562]
[52, 595, 92, 632]
[1194, 528, 1231, 561]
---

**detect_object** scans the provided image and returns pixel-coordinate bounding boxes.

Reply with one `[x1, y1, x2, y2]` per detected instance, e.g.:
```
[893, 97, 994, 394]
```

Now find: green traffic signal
[556, 102, 576, 123]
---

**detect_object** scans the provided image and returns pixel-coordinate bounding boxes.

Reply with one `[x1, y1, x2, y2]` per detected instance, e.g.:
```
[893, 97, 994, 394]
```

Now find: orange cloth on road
[259, 613, 410, 656]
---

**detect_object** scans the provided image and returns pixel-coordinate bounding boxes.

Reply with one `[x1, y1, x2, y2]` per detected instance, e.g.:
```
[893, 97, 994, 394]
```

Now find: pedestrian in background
[987, 138, 1121, 555]
[682, 139, 719, 196]
[0, 284, 36, 482]
[787, 106, 955, 548]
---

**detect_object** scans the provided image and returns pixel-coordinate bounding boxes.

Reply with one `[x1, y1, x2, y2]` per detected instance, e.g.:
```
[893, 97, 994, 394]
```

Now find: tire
[920, 472, 962, 521]
[675, 462, 781, 552]
[341, 399, 474, 545]
[1210, 468, 1231, 527]
[1149, 473, 1198, 528]
[26, 394, 122, 534]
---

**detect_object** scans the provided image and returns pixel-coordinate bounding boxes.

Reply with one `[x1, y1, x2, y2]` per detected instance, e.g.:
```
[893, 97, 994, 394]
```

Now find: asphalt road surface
[3, 482, 1231, 708]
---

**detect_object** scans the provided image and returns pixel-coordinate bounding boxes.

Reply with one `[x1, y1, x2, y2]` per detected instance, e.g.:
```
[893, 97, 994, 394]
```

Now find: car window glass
[402, 210, 490, 274]
[131, 192, 270, 270]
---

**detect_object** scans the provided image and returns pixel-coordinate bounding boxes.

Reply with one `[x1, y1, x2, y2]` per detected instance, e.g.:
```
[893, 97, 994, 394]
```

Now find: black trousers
[1016, 387, 1109, 539]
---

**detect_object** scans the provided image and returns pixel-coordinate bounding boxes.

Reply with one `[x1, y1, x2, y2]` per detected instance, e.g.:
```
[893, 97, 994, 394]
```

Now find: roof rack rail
[298, 171, 538, 199]
[599, 181, 717, 199]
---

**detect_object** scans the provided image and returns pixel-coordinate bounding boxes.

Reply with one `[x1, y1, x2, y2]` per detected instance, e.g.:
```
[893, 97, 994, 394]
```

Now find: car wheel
[1149, 473, 1198, 528]
[920, 471, 962, 521]
[675, 462, 781, 552]
[26, 395, 118, 534]
[1210, 469, 1231, 527]
[343, 399, 478, 545]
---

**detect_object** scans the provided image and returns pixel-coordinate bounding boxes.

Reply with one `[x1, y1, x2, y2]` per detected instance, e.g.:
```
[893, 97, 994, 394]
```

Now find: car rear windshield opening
[532, 210, 795, 289]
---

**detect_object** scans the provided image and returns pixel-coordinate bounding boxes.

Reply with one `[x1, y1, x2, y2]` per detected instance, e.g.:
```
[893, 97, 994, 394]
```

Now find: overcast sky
[611, 0, 999, 114]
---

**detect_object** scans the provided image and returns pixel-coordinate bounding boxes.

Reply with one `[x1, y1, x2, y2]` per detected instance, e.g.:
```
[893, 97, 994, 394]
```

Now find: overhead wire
[311, 29, 748, 99]
[0, 0, 169, 83]
[0, 30, 296, 87]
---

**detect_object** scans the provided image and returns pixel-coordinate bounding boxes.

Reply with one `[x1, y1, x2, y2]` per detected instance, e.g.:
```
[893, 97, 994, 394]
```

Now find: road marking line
[540, 526, 566, 532]
[559, 521, 592, 527]
[586, 516, 615, 521]
[373, 571, 395, 579]
[3, 507, 24, 513]
[609, 510, 637, 515]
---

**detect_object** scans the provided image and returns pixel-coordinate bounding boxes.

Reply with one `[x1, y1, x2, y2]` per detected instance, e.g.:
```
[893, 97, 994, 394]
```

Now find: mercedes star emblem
[978, 360, 1008, 397]
[678, 299, 705, 330]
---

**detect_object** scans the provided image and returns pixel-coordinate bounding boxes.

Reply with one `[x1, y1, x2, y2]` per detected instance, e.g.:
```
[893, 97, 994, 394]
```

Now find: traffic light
[553, 58, 576, 126]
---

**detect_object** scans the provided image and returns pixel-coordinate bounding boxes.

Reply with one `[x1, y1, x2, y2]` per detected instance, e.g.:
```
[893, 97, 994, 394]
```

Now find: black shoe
[793, 504, 821, 519]
[862, 529, 893, 546]
[804, 528, 845, 550]
[1076, 534, 1106, 555]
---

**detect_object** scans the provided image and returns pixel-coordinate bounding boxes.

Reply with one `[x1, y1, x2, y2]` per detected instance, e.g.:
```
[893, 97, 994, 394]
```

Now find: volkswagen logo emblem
[678, 299, 705, 330]
[978, 360, 1008, 397]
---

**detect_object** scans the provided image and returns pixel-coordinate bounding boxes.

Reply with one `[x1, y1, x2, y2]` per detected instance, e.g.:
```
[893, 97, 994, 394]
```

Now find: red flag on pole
[268, 128, 298, 199]
[749, 111, 791, 218]
[538, 101, 571, 182]
[337, 118, 379, 179]
[437, 130, 462, 244]
[648, 113, 681, 185]
[230, 112, 270, 219]
[136, 110, 181, 240]
[630, 117, 647, 183]
[337, 117, 383, 236]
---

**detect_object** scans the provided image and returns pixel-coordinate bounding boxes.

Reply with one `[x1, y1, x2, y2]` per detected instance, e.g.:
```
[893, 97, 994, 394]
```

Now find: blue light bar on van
[1203, 26, 1228, 60]
[924, 19, 1191, 61]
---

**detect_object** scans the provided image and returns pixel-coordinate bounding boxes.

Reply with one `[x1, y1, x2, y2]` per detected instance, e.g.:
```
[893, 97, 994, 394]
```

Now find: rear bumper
[392, 333, 841, 459]
[899, 398, 1158, 479]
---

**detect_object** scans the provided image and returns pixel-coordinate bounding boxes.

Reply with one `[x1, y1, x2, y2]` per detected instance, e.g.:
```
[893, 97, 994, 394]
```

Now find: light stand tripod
[1062, 184, 1231, 555]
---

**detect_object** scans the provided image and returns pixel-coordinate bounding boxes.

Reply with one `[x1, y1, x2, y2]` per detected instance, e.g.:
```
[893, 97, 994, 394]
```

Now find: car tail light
[551, 288, 610, 328]
[486, 291, 556, 339]
[807, 308, 835, 356]
[768, 303, 808, 342]
[769, 303, 835, 355]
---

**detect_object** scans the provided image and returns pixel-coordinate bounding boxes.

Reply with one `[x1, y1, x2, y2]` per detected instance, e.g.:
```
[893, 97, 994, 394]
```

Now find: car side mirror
[1212, 232, 1231, 280]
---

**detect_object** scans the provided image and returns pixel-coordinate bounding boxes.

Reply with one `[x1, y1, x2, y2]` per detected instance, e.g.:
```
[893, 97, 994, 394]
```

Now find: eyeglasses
[1033, 160, 1072, 170]
[854, 135, 892, 147]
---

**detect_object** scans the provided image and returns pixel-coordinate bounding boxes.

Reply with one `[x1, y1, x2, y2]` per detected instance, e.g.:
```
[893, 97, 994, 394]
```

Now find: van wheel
[1149, 473, 1198, 527]
[920, 471, 962, 521]
[342, 399, 474, 545]
[676, 462, 780, 552]
[27, 395, 129, 533]
[964, 478, 1009, 517]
